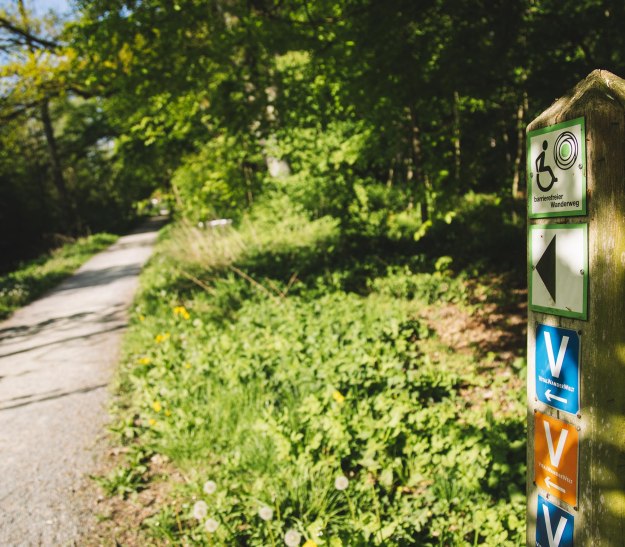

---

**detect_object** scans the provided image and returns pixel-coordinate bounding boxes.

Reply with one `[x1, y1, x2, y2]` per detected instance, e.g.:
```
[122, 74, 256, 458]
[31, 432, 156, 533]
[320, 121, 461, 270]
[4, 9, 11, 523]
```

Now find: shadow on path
[0, 383, 108, 411]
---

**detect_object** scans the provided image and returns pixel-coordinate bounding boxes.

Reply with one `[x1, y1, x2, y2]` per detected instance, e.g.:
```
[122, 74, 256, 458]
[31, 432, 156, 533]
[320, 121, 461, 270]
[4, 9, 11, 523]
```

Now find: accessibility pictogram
[535, 324, 580, 415]
[534, 411, 579, 507]
[536, 495, 574, 547]
[553, 131, 578, 170]
[529, 224, 588, 320]
[528, 118, 586, 218]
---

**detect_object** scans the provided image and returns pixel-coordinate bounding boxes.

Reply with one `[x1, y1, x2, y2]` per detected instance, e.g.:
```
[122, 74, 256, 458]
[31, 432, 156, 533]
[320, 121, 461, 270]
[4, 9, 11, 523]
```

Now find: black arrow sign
[536, 234, 557, 302]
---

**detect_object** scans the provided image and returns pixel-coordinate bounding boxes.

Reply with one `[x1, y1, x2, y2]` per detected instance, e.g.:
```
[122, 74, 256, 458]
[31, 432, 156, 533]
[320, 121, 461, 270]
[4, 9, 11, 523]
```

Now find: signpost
[536, 495, 574, 547]
[534, 411, 579, 507]
[526, 70, 625, 545]
[535, 324, 580, 415]
[528, 118, 586, 218]
[529, 224, 588, 319]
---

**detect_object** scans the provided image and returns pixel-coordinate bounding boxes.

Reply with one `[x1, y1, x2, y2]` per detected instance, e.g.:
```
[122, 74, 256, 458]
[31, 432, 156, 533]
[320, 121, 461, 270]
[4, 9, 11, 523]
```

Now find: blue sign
[536, 495, 574, 547]
[535, 324, 580, 415]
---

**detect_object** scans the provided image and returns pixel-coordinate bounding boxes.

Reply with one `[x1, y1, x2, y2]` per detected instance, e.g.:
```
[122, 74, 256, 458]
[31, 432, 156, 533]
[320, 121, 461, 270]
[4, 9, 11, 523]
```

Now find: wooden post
[526, 70, 625, 545]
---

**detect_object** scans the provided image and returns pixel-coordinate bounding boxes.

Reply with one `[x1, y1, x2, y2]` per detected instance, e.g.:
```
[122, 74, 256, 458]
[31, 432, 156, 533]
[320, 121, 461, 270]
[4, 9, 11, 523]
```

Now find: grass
[101, 199, 526, 545]
[0, 232, 118, 319]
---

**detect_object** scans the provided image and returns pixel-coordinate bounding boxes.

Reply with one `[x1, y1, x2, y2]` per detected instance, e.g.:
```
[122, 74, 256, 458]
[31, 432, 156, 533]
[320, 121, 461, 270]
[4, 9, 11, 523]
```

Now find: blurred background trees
[2, 0, 624, 269]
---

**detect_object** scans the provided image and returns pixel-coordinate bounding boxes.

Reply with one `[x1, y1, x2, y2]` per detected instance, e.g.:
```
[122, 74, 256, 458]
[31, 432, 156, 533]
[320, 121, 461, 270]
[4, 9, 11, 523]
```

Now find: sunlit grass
[106, 201, 526, 545]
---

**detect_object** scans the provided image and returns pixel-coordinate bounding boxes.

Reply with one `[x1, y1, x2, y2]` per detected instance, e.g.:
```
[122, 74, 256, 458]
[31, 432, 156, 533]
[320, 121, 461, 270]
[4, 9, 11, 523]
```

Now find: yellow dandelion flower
[155, 332, 170, 343]
[332, 390, 346, 404]
[139, 314, 145, 322]
[165, 409, 171, 417]
[138, 357, 151, 366]
[303, 540, 318, 547]
[173, 306, 190, 320]
[184, 362, 191, 369]
[153, 401, 162, 413]
[148, 418, 157, 426]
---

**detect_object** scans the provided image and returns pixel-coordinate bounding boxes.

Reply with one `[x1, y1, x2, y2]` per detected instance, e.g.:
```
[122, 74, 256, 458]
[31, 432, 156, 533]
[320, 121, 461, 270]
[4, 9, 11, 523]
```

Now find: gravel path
[0, 220, 162, 546]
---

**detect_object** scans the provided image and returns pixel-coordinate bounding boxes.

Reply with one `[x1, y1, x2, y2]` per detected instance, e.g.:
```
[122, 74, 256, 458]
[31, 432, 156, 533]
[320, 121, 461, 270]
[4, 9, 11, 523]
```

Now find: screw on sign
[534, 411, 579, 508]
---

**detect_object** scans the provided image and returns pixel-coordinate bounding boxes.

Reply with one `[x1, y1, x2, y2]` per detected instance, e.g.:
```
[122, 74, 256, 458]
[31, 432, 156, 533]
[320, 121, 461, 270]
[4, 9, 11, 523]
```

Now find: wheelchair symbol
[536, 140, 557, 192]
[535, 132, 578, 193]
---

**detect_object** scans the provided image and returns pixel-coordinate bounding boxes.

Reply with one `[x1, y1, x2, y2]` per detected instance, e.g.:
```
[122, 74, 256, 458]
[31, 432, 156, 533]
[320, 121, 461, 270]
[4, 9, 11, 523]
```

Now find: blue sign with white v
[536, 495, 574, 547]
[535, 324, 580, 415]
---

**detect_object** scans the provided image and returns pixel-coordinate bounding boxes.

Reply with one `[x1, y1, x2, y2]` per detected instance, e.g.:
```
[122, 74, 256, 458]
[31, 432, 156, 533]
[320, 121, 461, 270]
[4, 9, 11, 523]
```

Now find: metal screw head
[580, 269, 584, 275]
[578, 163, 583, 169]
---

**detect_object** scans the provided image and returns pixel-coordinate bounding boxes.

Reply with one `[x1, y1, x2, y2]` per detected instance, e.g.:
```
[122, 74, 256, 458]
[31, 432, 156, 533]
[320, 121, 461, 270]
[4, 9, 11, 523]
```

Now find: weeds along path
[0, 219, 163, 545]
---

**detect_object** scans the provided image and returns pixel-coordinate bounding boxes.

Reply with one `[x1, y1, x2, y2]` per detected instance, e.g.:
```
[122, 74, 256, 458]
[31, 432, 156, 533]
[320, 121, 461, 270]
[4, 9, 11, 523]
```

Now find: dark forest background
[1, 0, 623, 269]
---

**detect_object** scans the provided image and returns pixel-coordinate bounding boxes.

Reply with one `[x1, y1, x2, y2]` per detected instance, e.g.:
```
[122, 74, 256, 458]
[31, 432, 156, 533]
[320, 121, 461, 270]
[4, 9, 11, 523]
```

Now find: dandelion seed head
[204, 518, 219, 533]
[284, 529, 301, 546]
[203, 480, 217, 495]
[258, 506, 273, 521]
[193, 500, 208, 520]
[334, 475, 349, 491]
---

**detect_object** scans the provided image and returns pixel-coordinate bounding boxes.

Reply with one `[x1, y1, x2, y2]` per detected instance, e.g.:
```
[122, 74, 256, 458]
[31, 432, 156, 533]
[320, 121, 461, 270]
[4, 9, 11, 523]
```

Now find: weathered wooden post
[526, 70, 625, 545]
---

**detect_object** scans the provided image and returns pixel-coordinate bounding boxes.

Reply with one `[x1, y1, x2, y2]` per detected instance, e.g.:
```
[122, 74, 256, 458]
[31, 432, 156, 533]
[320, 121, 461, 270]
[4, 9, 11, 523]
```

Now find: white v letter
[543, 420, 568, 468]
[542, 503, 568, 547]
[544, 331, 569, 379]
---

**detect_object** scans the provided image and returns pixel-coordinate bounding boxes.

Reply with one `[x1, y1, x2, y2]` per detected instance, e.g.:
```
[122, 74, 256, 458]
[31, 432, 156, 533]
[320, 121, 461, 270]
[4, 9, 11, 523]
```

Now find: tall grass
[104, 200, 526, 545]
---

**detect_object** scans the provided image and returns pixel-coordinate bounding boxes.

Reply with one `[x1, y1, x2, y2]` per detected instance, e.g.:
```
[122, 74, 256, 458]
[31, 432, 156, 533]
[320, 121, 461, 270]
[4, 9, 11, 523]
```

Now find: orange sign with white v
[534, 411, 579, 507]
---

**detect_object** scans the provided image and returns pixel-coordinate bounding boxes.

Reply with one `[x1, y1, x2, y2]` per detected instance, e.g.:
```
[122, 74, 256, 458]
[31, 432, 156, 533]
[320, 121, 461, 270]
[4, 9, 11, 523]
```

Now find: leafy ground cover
[0, 233, 118, 319]
[94, 200, 526, 546]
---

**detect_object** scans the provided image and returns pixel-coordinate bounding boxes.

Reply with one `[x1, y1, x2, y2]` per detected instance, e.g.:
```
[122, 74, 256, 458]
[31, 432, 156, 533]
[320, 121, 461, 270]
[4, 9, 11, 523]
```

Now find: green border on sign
[528, 223, 588, 320]
[527, 117, 587, 219]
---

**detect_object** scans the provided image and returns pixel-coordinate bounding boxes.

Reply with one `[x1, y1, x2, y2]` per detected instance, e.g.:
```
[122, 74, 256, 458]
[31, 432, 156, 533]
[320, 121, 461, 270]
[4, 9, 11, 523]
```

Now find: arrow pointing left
[536, 233, 557, 302]
[545, 476, 566, 493]
[545, 390, 568, 405]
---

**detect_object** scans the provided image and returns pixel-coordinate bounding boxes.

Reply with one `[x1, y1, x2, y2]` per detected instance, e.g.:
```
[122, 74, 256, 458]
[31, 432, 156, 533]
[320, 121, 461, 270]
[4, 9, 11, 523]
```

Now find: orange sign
[534, 411, 579, 507]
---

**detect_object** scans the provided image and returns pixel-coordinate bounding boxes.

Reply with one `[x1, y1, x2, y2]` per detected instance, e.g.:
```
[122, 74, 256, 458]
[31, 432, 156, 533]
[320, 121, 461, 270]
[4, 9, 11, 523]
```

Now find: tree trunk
[408, 107, 428, 223]
[453, 91, 461, 185]
[18, 0, 75, 232]
[40, 99, 74, 231]
[511, 92, 528, 200]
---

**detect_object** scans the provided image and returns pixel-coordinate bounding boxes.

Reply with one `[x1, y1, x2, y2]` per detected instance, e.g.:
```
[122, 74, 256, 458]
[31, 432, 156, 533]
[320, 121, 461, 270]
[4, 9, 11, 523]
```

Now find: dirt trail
[0, 220, 162, 546]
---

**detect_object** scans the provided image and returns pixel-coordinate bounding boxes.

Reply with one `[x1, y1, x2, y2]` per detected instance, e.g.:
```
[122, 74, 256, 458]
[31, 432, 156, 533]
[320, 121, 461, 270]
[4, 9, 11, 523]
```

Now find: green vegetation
[3, 2, 621, 544]
[2, 2, 624, 266]
[0, 232, 117, 319]
[101, 200, 526, 545]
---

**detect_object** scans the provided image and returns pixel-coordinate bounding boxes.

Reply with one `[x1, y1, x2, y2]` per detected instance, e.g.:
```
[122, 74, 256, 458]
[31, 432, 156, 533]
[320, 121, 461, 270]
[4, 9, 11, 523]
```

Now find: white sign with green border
[529, 224, 588, 320]
[528, 118, 586, 218]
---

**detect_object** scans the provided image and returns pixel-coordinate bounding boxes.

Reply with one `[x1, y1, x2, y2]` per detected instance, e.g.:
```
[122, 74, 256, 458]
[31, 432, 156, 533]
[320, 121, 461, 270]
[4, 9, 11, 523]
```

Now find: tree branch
[0, 16, 60, 50]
